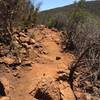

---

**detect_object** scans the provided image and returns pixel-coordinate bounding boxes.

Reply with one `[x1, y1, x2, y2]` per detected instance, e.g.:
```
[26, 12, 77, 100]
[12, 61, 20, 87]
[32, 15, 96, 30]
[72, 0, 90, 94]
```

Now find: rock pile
[0, 26, 47, 68]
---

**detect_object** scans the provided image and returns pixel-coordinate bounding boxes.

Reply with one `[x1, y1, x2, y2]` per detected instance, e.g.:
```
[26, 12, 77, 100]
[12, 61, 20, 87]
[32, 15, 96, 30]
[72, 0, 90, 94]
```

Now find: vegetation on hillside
[38, 0, 100, 26]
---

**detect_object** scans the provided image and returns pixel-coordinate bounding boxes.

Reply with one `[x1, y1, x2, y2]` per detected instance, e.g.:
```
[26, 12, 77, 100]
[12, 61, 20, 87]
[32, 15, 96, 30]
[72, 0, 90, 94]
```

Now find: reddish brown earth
[0, 26, 75, 100]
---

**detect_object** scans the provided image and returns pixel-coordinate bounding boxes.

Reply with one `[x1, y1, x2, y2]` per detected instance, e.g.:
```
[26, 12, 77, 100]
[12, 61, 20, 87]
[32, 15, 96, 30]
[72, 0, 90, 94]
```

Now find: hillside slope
[38, 1, 100, 24]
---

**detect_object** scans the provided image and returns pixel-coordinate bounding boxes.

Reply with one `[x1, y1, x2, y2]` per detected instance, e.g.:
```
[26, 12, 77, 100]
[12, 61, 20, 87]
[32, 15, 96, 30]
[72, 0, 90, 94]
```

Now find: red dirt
[0, 27, 75, 100]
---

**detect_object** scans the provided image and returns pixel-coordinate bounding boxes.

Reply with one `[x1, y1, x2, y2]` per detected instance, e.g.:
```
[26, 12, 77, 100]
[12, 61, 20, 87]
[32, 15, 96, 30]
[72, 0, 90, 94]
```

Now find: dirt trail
[2, 27, 75, 100]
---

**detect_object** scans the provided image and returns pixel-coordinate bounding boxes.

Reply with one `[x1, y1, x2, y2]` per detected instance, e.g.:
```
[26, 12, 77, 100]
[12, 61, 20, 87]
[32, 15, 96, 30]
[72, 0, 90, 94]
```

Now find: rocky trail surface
[0, 26, 78, 100]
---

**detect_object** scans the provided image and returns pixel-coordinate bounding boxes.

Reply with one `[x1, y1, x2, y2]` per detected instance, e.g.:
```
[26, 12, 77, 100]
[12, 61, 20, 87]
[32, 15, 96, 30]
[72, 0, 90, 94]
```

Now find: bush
[47, 14, 67, 30]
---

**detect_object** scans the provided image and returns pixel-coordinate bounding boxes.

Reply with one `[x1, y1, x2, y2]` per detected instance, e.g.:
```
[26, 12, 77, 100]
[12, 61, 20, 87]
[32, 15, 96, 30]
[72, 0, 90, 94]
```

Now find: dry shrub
[67, 14, 100, 97]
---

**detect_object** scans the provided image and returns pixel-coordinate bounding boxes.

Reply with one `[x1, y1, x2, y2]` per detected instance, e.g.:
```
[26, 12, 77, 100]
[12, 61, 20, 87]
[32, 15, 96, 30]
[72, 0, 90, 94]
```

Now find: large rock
[0, 97, 10, 100]
[59, 81, 76, 100]
[1, 57, 15, 65]
[0, 77, 10, 96]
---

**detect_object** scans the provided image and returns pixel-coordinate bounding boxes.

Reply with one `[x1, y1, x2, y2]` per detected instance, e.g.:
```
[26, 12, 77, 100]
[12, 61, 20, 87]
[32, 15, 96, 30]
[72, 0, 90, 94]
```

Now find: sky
[32, 0, 92, 11]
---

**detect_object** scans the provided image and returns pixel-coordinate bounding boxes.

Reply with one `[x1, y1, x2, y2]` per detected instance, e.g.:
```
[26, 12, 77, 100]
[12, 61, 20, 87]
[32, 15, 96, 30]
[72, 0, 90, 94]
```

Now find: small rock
[28, 38, 36, 44]
[95, 81, 100, 88]
[43, 51, 48, 55]
[39, 25, 45, 30]
[33, 43, 42, 48]
[20, 36, 30, 43]
[13, 34, 19, 41]
[13, 40, 19, 45]
[56, 57, 61, 60]
[16, 66, 21, 70]
[21, 60, 32, 67]
[22, 43, 33, 49]
[4, 67, 10, 73]
[20, 48, 27, 54]
[40, 25, 45, 28]
[19, 32, 27, 37]
[51, 28, 58, 32]
[13, 72, 21, 78]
